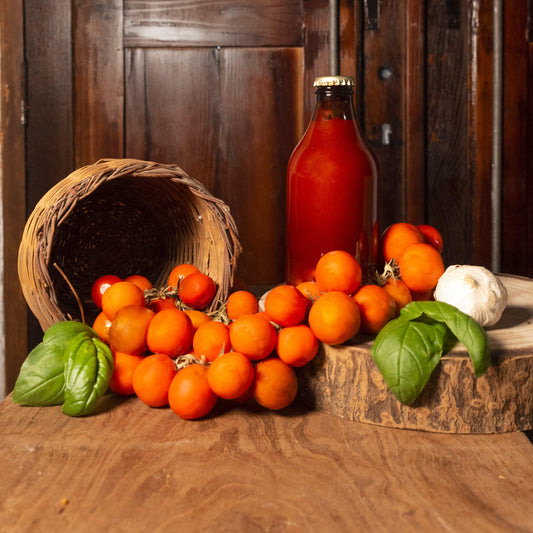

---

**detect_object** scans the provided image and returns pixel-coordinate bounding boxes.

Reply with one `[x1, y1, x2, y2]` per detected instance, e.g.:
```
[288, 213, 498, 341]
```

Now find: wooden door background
[1, 0, 532, 395]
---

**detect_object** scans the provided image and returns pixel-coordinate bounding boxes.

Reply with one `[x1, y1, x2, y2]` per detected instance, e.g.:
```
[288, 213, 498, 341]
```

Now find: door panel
[125, 46, 302, 284]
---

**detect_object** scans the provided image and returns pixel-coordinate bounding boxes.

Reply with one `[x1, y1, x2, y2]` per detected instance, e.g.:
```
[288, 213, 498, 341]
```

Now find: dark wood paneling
[361, 1, 407, 230]
[405, 0, 426, 223]
[302, 0, 331, 122]
[126, 47, 302, 285]
[468, 1, 494, 268]
[217, 47, 301, 284]
[125, 48, 219, 181]
[124, 0, 303, 48]
[25, 0, 74, 211]
[0, 0, 28, 393]
[501, 0, 532, 276]
[426, 0, 470, 267]
[73, 0, 124, 167]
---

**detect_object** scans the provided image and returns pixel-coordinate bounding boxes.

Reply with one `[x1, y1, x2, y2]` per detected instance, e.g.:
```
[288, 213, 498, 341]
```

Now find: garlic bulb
[434, 265, 508, 327]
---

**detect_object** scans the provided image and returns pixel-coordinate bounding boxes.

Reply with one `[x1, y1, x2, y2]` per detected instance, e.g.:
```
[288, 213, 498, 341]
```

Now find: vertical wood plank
[501, 0, 531, 276]
[0, 0, 27, 394]
[25, 0, 74, 211]
[405, 0, 426, 223]
[73, 0, 124, 166]
[426, 0, 470, 266]
[528, 39, 533, 278]
[218, 47, 302, 285]
[125, 47, 219, 189]
[468, 1, 493, 269]
[362, 1, 406, 230]
[302, 0, 331, 123]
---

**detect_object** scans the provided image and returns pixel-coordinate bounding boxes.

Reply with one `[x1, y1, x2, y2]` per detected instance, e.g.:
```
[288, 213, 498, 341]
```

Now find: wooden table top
[1, 393, 533, 532]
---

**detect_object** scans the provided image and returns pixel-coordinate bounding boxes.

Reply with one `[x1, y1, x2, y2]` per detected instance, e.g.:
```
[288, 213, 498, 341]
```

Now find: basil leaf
[12, 321, 98, 407]
[371, 318, 450, 405]
[62, 332, 114, 417]
[400, 301, 491, 377]
[43, 320, 96, 345]
[12, 340, 66, 406]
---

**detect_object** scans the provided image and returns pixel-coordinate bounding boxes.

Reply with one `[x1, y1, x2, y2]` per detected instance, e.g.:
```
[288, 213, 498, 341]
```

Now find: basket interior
[49, 176, 205, 324]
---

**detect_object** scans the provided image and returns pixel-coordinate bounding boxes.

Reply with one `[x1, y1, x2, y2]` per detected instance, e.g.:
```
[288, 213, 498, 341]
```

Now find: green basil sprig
[370, 301, 491, 405]
[13, 321, 114, 416]
[13, 321, 97, 406]
[63, 331, 114, 417]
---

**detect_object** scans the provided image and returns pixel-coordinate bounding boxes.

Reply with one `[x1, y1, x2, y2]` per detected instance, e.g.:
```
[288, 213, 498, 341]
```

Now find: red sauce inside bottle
[286, 108, 377, 286]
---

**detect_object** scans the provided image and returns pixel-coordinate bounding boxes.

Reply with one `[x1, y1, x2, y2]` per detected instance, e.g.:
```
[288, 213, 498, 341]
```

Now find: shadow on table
[210, 397, 313, 420]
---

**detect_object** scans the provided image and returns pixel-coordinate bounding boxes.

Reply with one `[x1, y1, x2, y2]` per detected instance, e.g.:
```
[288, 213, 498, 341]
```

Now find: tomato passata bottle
[286, 76, 378, 285]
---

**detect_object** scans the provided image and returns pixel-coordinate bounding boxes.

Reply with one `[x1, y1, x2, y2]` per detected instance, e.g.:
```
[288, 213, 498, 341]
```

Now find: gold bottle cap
[314, 76, 355, 87]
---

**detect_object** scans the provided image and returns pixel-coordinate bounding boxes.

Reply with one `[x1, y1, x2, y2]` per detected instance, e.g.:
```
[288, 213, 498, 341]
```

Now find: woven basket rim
[18, 158, 242, 331]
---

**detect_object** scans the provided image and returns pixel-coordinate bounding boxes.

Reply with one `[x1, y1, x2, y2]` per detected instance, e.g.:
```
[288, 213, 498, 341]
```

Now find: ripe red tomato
[91, 274, 122, 309]
[417, 225, 444, 253]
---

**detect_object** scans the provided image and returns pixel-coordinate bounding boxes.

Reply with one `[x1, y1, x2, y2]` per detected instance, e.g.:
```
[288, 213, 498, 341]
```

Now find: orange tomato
[167, 263, 200, 289]
[92, 311, 112, 344]
[132, 353, 177, 407]
[380, 222, 425, 263]
[184, 309, 212, 331]
[308, 291, 361, 345]
[382, 278, 412, 312]
[101, 281, 145, 320]
[276, 324, 319, 367]
[207, 351, 255, 400]
[108, 304, 154, 355]
[226, 290, 259, 320]
[125, 274, 153, 292]
[109, 351, 144, 396]
[315, 250, 362, 295]
[253, 357, 298, 410]
[147, 297, 177, 313]
[396, 242, 445, 293]
[264, 284, 308, 327]
[168, 364, 217, 420]
[178, 272, 217, 310]
[295, 280, 322, 301]
[146, 308, 194, 358]
[353, 284, 396, 335]
[192, 320, 231, 362]
[229, 313, 277, 361]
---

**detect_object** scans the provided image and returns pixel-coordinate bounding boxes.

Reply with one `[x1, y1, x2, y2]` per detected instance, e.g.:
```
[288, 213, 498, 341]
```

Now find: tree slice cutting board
[297, 275, 533, 434]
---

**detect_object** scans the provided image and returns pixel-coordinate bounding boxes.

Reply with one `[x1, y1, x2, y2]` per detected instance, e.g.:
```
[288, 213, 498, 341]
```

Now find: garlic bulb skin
[434, 265, 508, 327]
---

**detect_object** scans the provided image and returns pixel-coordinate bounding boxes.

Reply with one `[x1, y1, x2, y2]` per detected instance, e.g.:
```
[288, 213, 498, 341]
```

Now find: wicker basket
[18, 158, 242, 331]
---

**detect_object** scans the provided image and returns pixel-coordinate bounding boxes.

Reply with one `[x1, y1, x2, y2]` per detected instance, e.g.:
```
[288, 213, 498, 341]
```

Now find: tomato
[417, 225, 444, 253]
[91, 274, 122, 309]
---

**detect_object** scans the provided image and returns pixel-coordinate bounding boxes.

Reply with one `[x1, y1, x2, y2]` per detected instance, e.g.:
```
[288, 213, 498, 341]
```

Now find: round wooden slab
[297, 275, 533, 434]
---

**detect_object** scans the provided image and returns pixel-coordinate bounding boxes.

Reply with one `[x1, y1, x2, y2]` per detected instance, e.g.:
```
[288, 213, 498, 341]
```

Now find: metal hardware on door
[381, 123, 392, 145]
[378, 66, 392, 81]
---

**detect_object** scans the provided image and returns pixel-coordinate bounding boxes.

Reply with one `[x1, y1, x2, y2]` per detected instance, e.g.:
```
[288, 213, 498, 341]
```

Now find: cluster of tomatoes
[90, 221, 444, 421]
[90, 264, 304, 420]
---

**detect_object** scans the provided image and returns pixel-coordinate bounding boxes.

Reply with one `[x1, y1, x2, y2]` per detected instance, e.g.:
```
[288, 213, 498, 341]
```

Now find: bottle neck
[312, 86, 356, 121]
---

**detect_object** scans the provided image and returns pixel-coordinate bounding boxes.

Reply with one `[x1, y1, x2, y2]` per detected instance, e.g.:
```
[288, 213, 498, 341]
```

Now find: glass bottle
[286, 76, 379, 285]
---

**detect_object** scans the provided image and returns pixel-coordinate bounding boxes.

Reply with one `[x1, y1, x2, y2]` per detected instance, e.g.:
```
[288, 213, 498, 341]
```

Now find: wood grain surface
[1, 393, 533, 532]
[298, 275, 533, 434]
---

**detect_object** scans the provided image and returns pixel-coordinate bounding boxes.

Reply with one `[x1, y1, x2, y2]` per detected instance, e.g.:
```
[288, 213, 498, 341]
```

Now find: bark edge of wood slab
[297, 275, 533, 434]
